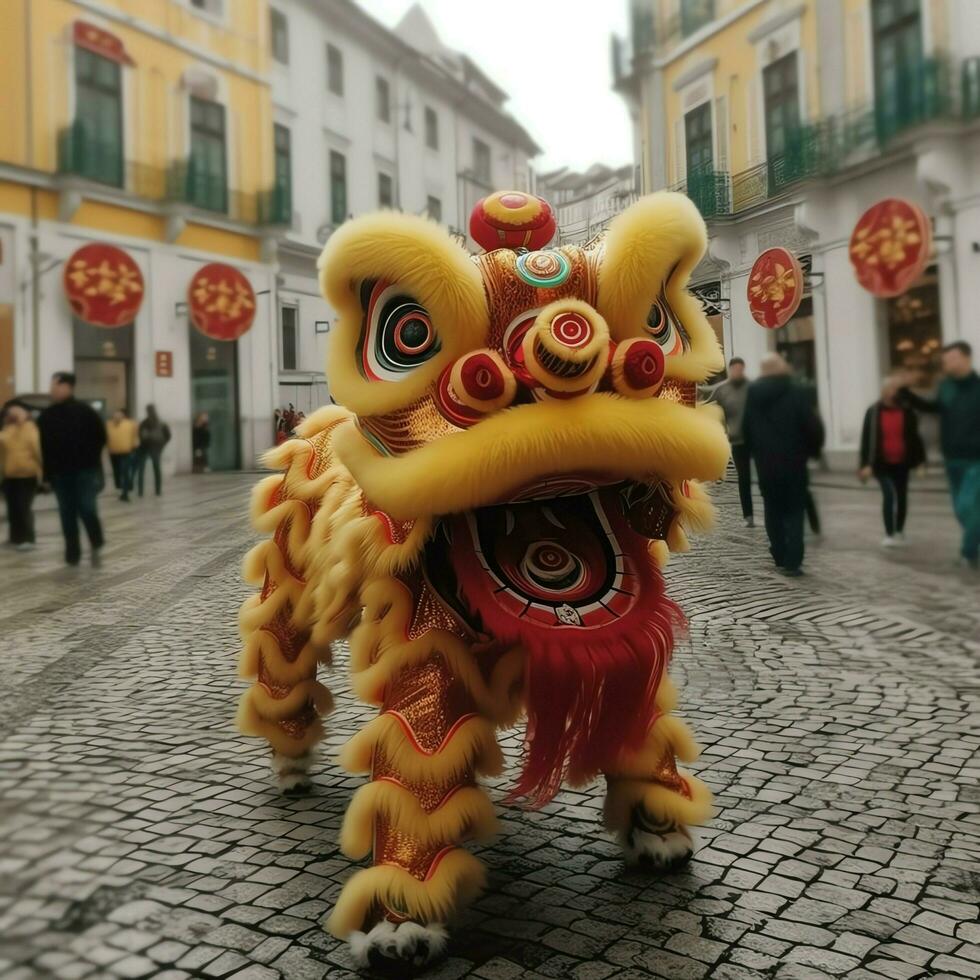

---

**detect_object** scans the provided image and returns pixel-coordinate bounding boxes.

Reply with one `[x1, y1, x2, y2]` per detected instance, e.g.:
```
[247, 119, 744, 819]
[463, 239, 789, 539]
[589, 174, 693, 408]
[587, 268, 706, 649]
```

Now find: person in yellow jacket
[0, 401, 43, 550]
[106, 408, 140, 502]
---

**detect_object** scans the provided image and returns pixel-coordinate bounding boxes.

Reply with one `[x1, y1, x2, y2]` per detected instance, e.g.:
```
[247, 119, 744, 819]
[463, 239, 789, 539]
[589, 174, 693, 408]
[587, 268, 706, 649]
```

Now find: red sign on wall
[155, 351, 173, 378]
[187, 263, 257, 341]
[849, 198, 931, 299]
[64, 243, 145, 328]
[747, 247, 804, 329]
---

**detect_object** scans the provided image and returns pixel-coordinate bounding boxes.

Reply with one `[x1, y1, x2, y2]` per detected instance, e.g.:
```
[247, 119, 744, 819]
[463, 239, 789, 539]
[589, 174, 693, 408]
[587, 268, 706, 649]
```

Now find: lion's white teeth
[504, 508, 516, 536]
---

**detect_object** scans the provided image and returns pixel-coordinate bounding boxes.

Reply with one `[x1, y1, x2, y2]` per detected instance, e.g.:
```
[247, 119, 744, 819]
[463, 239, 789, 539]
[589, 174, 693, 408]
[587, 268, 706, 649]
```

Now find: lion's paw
[621, 812, 695, 871]
[349, 920, 448, 973]
[271, 751, 313, 796]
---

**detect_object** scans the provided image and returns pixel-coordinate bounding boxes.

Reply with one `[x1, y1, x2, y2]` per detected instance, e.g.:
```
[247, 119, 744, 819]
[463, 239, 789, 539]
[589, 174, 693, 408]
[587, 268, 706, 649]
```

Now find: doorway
[883, 263, 942, 453]
[189, 325, 240, 470]
[73, 316, 133, 417]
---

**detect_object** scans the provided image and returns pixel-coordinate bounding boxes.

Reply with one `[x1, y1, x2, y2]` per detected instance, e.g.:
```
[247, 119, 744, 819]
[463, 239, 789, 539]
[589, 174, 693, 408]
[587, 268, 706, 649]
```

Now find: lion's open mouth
[423, 483, 683, 806]
[425, 483, 674, 634]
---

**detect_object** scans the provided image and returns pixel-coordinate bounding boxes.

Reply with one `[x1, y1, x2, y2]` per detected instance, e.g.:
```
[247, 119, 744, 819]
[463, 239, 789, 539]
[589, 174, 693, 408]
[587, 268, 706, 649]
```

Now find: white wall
[20, 219, 276, 473]
[269, 0, 535, 384]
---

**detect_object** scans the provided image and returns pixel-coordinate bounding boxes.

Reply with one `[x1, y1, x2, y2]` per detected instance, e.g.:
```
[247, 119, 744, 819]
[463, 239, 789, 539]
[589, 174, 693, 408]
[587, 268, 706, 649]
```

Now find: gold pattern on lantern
[191, 275, 256, 322]
[850, 215, 921, 270]
[748, 263, 797, 308]
[67, 259, 143, 305]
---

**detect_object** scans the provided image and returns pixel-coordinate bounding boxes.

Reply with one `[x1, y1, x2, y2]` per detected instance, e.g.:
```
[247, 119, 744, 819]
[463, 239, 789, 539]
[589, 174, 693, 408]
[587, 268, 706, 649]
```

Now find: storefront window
[884, 265, 941, 388]
[773, 296, 816, 388]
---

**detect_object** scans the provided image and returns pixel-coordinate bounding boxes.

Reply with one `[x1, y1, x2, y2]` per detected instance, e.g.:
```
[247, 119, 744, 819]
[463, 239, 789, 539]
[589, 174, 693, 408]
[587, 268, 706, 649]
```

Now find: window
[376, 76, 391, 123]
[424, 106, 439, 150]
[326, 43, 344, 96]
[472, 138, 491, 185]
[872, 0, 924, 139]
[329, 150, 347, 225]
[763, 52, 800, 157]
[73, 48, 123, 187]
[281, 305, 298, 371]
[426, 195, 442, 222]
[684, 102, 713, 175]
[273, 124, 292, 222]
[270, 8, 289, 64]
[189, 0, 223, 13]
[378, 172, 394, 208]
[189, 96, 227, 212]
[680, 0, 715, 38]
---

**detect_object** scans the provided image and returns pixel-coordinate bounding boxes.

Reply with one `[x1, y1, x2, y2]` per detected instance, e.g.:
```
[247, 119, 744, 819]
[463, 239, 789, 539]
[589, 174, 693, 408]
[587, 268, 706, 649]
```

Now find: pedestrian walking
[743, 354, 825, 577]
[137, 404, 171, 497]
[705, 357, 754, 527]
[899, 341, 980, 569]
[192, 412, 211, 473]
[0, 402, 42, 551]
[859, 377, 926, 547]
[106, 408, 140, 501]
[36, 371, 106, 566]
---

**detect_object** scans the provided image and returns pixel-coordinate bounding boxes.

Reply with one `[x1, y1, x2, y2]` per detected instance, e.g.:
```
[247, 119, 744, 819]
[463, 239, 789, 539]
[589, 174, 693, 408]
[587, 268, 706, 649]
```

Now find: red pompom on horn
[469, 191, 556, 253]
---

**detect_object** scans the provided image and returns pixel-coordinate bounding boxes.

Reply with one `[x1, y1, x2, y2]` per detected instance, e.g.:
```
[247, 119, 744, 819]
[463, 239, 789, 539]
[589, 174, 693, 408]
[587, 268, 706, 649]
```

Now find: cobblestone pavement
[1, 472, 978, 980]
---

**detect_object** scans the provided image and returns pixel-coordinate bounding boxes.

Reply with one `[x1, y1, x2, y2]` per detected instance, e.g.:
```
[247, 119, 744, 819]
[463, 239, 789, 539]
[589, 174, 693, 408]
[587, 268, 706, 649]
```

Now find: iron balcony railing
[57, 123, 288, 227]
[675, 54, 978, 221]
[671, 165, 730, 219]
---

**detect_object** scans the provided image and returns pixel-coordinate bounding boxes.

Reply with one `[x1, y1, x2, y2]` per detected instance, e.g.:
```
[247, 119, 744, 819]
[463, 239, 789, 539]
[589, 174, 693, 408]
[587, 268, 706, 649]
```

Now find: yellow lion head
[317, 191, 728, 526]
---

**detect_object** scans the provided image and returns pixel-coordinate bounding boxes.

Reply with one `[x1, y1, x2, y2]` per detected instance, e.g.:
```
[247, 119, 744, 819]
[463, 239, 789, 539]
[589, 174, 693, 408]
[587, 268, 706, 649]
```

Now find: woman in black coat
[859, 378, 925, 546]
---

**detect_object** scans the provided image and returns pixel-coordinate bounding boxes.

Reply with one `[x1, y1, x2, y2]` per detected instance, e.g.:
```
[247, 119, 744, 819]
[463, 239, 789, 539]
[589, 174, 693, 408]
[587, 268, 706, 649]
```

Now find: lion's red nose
[610, 338, 666, 398]
[522, 300, 610, 395]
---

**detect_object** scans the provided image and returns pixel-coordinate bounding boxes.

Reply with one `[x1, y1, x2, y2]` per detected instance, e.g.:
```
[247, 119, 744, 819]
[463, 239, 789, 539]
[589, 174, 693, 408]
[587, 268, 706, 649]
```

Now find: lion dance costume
[237, 190, 730, 969]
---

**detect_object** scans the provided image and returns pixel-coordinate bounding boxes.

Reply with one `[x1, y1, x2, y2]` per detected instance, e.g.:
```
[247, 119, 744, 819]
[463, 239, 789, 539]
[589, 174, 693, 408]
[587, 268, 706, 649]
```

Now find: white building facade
[266, 0, 540, 414]
[615, 0, 980, 464]
[538, 163, 639, 246]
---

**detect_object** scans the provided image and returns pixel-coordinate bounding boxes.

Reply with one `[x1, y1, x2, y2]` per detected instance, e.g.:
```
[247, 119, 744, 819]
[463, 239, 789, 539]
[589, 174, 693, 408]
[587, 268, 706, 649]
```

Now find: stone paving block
[1, 476, 978, 978]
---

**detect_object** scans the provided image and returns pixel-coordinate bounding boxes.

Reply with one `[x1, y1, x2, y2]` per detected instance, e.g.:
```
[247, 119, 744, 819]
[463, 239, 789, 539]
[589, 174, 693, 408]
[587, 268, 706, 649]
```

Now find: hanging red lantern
[747, 247, 804, 329]
[849, 198, 931, 299]
[187, 262, 257, 340]
[63, 243, 144, 328]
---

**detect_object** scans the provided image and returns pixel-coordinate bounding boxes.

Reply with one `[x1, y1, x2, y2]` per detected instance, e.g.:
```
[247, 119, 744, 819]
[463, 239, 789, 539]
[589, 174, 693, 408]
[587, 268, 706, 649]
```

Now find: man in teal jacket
[901, 341, 980, 569]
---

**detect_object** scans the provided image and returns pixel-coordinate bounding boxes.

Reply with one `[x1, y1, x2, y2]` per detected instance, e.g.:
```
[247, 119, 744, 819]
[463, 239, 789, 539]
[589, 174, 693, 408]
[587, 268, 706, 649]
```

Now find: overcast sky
[362, 0, 634, 173]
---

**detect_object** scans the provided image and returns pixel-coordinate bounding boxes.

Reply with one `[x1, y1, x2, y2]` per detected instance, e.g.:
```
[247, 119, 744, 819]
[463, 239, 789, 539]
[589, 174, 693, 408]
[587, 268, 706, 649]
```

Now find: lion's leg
[327, 579, 518, 970]
[238, 483, 334, 794]
[602, 675, 712, 870]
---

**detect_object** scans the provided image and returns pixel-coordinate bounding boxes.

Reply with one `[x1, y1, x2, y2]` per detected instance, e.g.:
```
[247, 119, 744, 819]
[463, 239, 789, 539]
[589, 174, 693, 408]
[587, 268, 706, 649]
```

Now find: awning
[73, 21, 135, 67]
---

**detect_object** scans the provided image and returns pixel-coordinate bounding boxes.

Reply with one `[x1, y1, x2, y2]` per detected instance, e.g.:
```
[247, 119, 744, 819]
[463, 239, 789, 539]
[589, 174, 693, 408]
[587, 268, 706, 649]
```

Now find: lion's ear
[597, 192, 723, 382]
[318, 212, 489, 415]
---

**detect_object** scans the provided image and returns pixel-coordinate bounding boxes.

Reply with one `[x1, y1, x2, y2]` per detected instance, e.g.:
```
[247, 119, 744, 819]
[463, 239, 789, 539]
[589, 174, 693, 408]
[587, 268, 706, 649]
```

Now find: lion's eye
[643, 295, 684, 356]
[645, 301, 666, 337]
[358, 280, 441, 381]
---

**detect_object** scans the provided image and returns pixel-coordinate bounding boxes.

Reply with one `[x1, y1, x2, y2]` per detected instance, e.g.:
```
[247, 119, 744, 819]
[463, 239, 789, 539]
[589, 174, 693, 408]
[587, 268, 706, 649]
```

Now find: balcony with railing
[56, 124, 289, 228]
[673, 55, 979, 221]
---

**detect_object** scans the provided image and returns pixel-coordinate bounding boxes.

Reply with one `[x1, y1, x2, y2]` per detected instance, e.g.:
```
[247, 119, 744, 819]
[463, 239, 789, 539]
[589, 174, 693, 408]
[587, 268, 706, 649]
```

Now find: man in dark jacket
[900, 341, 980, 568]
[37, 371, 107, 565]
[743, 354, 825, 576]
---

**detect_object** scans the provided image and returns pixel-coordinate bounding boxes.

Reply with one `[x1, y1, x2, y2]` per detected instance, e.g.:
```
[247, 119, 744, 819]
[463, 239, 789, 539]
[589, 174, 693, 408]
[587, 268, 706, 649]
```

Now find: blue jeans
[946, 460, 980, 561]
[51, 468, 104, 564]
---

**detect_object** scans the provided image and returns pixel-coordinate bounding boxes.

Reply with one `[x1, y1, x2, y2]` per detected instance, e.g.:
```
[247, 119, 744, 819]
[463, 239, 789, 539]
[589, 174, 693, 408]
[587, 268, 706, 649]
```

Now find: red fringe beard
[449, 531, 684, 808]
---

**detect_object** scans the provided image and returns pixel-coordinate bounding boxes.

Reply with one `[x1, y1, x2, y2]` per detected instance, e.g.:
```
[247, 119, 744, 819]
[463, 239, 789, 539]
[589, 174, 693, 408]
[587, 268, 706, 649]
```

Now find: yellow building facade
[0, 0, 285, 471]
[616, 0, 980, 460]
